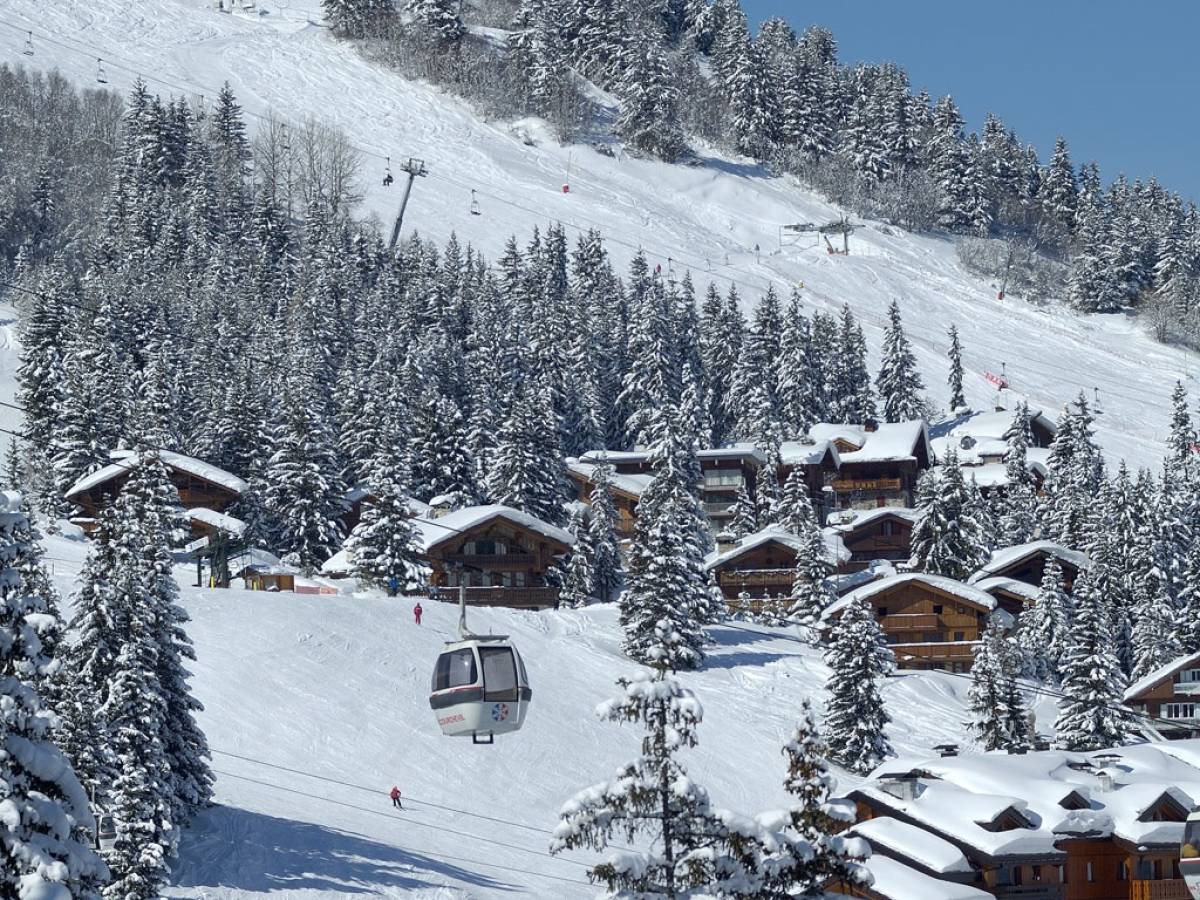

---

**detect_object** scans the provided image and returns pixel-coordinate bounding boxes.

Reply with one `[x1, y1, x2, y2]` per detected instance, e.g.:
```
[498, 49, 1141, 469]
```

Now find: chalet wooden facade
[421, 506, 574, 610]
[705, 527, 845, 610]
[806, 420, 934, 513]
[65, 449, 247, 539]
[825, 574, 1015, 672]
[1123, 651, 1200, 739]
[578, 447, 765, 536]
[830, 508, 917, 573]
[968, 541, 1090, 592]
[565, 461, 647, 540]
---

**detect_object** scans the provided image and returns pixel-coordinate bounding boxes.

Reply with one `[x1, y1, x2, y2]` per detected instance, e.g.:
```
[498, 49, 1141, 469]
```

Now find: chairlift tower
[387, 158, 428, 252]
[778, 217, 857, 255]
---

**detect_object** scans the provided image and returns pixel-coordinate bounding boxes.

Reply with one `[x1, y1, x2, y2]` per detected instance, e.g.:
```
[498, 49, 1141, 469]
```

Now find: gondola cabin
[429, 636, 531, 742]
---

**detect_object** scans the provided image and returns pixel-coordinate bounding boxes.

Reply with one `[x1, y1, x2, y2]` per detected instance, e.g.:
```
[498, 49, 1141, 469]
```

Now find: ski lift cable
[210, 770, 592, 885]
[0, 18, 1188, 401]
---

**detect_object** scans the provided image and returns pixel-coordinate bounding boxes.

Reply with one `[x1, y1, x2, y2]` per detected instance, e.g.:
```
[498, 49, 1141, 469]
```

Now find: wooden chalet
[829, 507, 917, 574]
[807, 420, 933, 514]
[1123, 651, 1200, 739]
[825, 573, 1013, 672]
[705, 526, 847, 610]
[418, 505, 574, 610]
[65, 449, 248, 539]
[565, 461, 648, 541]
[578, 446, 765, 536]
[841, 751, 1198, 900]
[968, 541, 1090, 592]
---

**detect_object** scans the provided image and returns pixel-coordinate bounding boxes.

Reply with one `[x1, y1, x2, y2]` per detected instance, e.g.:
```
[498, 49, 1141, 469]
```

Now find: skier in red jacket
[413, 603, 423, 625]
[389, 786, 403, 809]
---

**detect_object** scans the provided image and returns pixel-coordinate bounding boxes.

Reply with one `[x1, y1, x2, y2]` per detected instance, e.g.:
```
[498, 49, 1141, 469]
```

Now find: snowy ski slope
[37, 529, 1046, 899]
[0, 0, 1195, 469]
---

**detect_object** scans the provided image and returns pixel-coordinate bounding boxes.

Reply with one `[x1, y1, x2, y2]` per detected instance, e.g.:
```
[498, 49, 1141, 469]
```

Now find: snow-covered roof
[848, 817, 973, 875]
[827, 573, 998, 619]
[831, 507, 919, 533]
[704, 526, 849, 571]
[849, 743, 1200, 859]
[578, 446, 768, 466]
[857, 856, 992, 900]
[938, 406, 1058, 443]
[967, 541, 1091, 584]
[415, 505, 574, 553]
[187, 507, 246, 537]
[970, 576, 1040, 603]
[779, 438, 841, 468]
[1124, 651, 1200, 703]
[943, 460, 1048, 490]
[66, 449, 248, 499]
[566, 461, 653, 498]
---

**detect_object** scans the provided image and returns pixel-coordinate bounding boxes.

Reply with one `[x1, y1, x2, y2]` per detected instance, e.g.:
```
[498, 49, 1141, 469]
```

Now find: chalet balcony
[429, 586, 560, 610]
[443, 551, 535, 569]
[830, 477, 903, 493]
[1173, 681, 1200, 696]
[702, 501, 735, 516]
[717, 570, 794, 589]
[1132, 879, 1191, 900]
[992, 886, 1061, 900]
[892, 641, 978, 663]
[881, 613, 940, 631]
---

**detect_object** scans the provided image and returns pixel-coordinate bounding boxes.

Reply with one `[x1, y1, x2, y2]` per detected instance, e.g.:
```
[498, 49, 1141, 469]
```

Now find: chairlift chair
[95, 59, 107, 84]
[428, 582, 531, 744]
[22, 32, 34, 56]
[469, 189, 481, 216]
[383, 156, 393, 187]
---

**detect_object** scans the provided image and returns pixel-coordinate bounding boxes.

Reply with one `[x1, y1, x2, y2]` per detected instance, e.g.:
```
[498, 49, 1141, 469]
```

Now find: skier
[414, 602, 423, 626]
[389, 786, 403, 809]
[388, 575, 399, 598]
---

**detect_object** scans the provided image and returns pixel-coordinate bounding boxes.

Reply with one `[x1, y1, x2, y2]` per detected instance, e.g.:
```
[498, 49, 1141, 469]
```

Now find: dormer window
[978, 807, 1035, 832]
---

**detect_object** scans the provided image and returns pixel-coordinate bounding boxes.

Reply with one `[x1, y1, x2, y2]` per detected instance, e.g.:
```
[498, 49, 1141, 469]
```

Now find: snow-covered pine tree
[908, 451, 990, 580]
[1130, 571, 1183, 681]
[826, 305, 875, 424]
[406, 0, 465, 44]
[1017, 556, 1072, 681]
[487, 385, 567, 526]
[967, 618, 1028, 752]
[560, 505, 597, 608]
[946, 323, 966, 412]
[0, 491, 107, 898]
[823, 596, 894, 773]
[1054, 567, 1129, 751]
[777, 467, 818, 535]
[995, 402, 1039, 546]
[346, 476, 423, 595]
[772, 700, 871, 896]
[323, 0, 394, 37]
[727, 483, 758, 540]
[618, 410, 714, 670]
[788, 529, 833, 630]
[875, 300, 926, 422]
[615, 30, 687, 162]
[585, 463, 623, 602]
[1167, 380, 1196, 471]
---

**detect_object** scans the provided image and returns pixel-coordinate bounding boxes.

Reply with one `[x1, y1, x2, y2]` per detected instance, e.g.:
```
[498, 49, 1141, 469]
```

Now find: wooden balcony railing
[429, 586, 560, 609]
[881, 613, 940, 631]
[892, 641, 979, 662]
[443, 551, 535, 568]
[717, 569, 795, 587]
[1132, 879, 1191, 900]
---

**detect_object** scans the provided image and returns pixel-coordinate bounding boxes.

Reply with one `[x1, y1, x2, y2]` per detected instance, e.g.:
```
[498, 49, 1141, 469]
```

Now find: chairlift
[1092, 386, 1104, 415]
[383, 156, 393, 188]
[428, 581, 531, 744]
[95, 59, 107, 85]
[469, 189, 481, 216]
[22, 32, 34, 56]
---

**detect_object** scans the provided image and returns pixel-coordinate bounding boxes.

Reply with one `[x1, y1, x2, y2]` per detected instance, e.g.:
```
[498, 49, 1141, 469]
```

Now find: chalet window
[704, 471, 744, 487]
[1165, 703, 1196, 720]
[954, 631, 965, 642]
[881, 521, 895, 536]
[932, 604, 944, 614]
[514, 572, 526, 587]
[1031, 865, 1042, 882]
[1086, 862, 1094, 882]
[1058, 865, 1066, 883]
[885, 635, 899, 644]
[1181, 669, 1200, 683]
[877, 606, 888, 617]
[1117, 862, 1127, 881]
[1011, 866, 1022, 885]
[1154, 859, 1163, 880]
[922, 632, 943, 642]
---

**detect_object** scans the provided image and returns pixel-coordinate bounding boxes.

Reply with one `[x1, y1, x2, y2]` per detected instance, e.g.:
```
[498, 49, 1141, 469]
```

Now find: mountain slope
[1, 0, 1195, 469]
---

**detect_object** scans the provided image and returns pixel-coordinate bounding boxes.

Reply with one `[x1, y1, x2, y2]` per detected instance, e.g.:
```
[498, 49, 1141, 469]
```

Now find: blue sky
[743, 1, 1200, 202]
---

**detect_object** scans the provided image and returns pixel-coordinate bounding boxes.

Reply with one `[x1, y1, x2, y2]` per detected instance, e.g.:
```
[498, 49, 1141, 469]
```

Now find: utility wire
[210, 769, 591, 886]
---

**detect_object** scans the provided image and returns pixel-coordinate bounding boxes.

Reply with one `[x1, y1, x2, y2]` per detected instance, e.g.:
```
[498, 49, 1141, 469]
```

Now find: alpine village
[1, 0, 1200, 898]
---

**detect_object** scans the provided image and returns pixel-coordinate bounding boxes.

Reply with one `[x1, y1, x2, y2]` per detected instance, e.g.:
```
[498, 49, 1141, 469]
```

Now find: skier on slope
[390, 786, 403, 809]
[414, 602, 423, 625]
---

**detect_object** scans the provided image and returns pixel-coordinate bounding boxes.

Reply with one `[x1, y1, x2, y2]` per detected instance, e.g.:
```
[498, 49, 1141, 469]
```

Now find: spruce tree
[727, 484, 758, 539]
[586, 463, 623, 602]
[406, 0, 465, 44]
[1017, 557, 1072, 681]
[560, 505, 597, 608]
[996, 403, 1039, 546]
[788, 530, 833, 629]
[967, 619, 1029, 752]
[346, 476, 423, 594]
[946, 323, 966, 411]
[0, 492, 107, 898]
[875, 300, 926, 422]
[908, 451, 989, 580]
[777, 467, 818, 535]
[1054, 568, 1129, 751]
[488, 386, 566, 526]
[823, 597, 894, 773]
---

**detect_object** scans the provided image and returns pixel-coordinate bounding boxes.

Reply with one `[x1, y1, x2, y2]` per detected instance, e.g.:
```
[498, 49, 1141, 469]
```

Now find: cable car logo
[491, 703, 510, 722]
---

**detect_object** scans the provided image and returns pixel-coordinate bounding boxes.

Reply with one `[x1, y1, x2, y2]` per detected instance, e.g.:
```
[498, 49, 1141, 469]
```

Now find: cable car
[95, 59, 108, 85]
[1183, 809, 1200, 899]
[428, 583, 531, 743]
[95, 811, 116, 852]
[23, 32, 34, 56]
